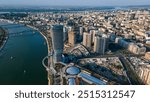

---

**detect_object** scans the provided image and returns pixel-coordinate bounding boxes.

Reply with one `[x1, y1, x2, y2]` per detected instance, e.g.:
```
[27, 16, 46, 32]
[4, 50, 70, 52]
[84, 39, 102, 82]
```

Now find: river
[0, 22, 48, 85]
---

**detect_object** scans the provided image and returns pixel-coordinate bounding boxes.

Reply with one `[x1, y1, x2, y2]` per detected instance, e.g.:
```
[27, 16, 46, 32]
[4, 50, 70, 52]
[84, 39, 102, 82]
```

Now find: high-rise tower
[94, 35, 107, 54]
[68, 27, 76, 47]
[83, 32, 92, 49]
[51, 25, 64, 63]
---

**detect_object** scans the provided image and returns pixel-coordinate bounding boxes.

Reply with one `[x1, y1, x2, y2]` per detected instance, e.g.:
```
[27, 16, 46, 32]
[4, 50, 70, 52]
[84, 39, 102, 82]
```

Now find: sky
[0, 0, 150, 6]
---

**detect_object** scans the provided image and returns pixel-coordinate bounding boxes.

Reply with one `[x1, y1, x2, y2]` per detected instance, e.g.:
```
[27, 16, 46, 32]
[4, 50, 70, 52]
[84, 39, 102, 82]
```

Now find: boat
[24, 70, 26, 73]
[44, 41, 46, 45]
[10, 56, 13, 59]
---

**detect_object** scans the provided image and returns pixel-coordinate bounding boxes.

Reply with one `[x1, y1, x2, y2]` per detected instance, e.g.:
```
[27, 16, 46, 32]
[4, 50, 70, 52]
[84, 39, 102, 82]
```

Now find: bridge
[42, 51, 57, 75]
[0, 23, 39, 37]
[9, 29, 37, 37]
[0, 24, 18, 26]
[0, 24, 25, 29]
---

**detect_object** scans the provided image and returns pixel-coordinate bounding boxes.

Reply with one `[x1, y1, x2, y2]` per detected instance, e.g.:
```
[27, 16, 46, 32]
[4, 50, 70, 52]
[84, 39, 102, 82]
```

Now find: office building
[94, 35, 107, 54]
[138, 68, 150, 85]
[68, 27, 76, 47]
[79, 27, 83, 36]
[83, 32, 92, 48]
[90, 30, 99, 43]
[145, 52, 150, 60]
[63, 26, 68, 42]
[145, 33, 150, 40]
[128, 43, 146, 54]
[51, 25, 64, 63]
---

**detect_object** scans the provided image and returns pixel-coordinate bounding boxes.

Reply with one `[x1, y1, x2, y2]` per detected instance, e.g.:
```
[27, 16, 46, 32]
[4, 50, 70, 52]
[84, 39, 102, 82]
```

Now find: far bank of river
[0, 27, 8, 51]
[0, 21, 48, 85]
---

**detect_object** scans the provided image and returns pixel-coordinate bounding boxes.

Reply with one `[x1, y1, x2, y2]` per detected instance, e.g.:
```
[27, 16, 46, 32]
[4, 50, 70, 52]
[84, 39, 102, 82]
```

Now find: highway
[78, 52, 143, 85]
[42, 53, 57, 75]
[79, 53, 144, 60]
[118, 54, 141, 85]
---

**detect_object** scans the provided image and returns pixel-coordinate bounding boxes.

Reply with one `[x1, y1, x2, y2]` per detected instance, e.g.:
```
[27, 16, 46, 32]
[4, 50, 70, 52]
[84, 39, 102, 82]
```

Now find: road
[78, 52, 143, 85]
[118, 54, 141, 85]
[79, 53, 144, 60]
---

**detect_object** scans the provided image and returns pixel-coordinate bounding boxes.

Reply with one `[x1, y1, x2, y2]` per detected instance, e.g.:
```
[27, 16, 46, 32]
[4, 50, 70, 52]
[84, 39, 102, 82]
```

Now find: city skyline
[0, 0, 150, 6]
[0, 0, 150, 85]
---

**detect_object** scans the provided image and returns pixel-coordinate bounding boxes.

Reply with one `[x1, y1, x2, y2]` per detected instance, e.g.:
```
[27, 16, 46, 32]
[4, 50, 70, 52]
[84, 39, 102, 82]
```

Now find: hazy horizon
[0, 0, 150, 7]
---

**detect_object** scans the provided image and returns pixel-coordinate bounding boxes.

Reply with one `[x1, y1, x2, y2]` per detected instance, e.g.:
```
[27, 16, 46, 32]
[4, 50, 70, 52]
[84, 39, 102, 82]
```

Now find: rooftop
[66, 66, 81, 75]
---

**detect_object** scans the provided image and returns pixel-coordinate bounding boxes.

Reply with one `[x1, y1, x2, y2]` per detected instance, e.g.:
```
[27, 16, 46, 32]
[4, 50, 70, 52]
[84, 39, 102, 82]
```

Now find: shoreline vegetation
[0, 27, 8, 51]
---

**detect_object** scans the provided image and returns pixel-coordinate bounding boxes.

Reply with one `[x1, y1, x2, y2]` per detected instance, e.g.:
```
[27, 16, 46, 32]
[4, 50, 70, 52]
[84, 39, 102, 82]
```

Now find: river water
[0, 22, 48, 85]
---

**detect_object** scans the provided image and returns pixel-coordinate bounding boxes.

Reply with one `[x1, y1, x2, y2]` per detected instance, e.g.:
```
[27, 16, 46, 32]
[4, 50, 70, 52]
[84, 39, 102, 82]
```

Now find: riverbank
[26, 24, 53, 85]
[26, 25, 50, 53]
[0, 27, 8, 52]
